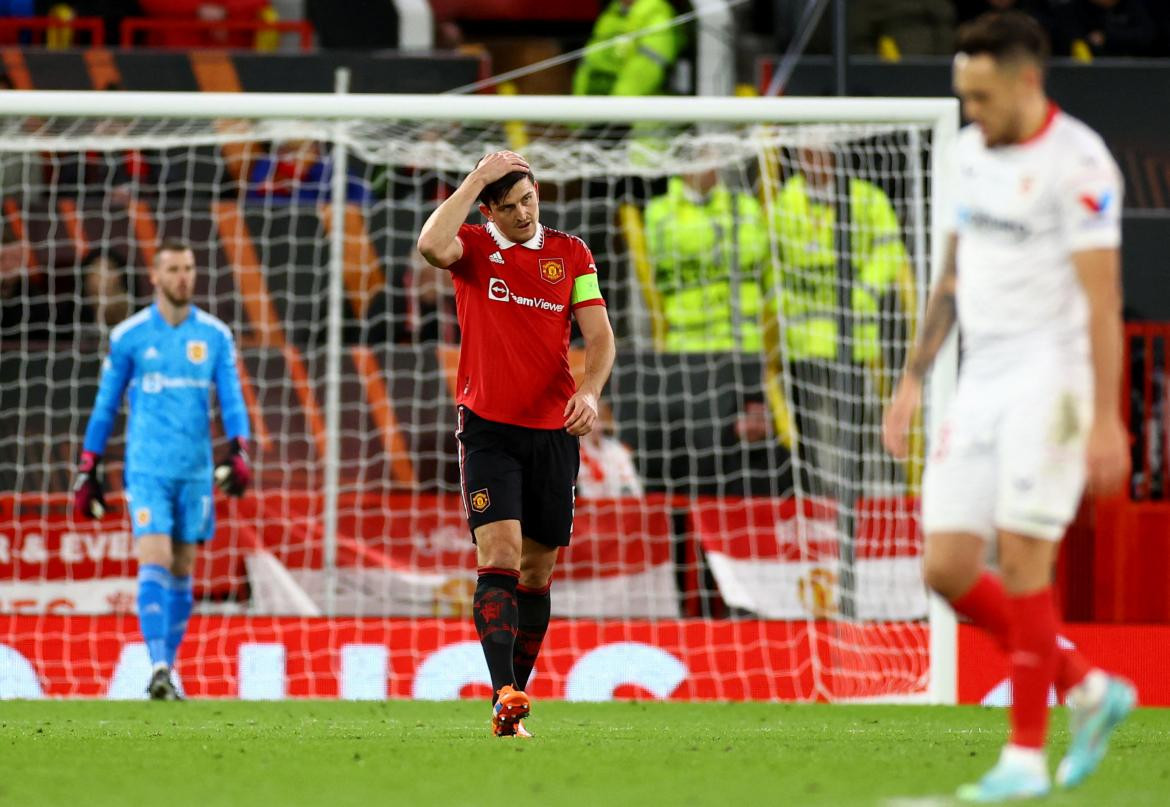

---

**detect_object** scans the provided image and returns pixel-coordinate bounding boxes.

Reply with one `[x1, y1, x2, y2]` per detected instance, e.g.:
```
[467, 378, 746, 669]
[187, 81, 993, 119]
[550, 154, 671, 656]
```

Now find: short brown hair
[957, 11, 1050, 69]
[155, 238, 192, 258]
[478, 169, 536, 209]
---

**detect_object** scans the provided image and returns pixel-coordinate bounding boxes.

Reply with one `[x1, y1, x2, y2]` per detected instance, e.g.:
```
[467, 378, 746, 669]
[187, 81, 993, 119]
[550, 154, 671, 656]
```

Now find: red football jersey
[447, 221, 606, 429]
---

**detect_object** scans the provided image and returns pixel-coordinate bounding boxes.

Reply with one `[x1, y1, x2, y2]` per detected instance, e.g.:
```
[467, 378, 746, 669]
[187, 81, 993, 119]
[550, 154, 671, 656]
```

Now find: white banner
[704, 553, 927, 620]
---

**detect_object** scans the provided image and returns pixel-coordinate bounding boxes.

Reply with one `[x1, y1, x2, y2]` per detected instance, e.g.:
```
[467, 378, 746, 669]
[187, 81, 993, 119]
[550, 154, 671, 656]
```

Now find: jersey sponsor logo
[470, 489, 490, 513]
[488, 251, 505, 265]
[488, 277, 510, 301]
[509, 293, 566, 313]
[1078, 191, 1112, 215]
[141, 373, 162, 394]
[487, 277, 567, 313]
[144, 347, 160, 361]
[134, 507, 151, 527]
[139, 373, 212, 394]
[186, 340, 208, 364]
[539, 258, 566, 284]
[959, 206, 1030, 239]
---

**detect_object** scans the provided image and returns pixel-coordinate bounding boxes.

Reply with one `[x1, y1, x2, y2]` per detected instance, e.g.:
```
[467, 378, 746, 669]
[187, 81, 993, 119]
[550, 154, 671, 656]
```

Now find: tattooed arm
[882, 234, 958, 458]
[906, 234, 959, 381]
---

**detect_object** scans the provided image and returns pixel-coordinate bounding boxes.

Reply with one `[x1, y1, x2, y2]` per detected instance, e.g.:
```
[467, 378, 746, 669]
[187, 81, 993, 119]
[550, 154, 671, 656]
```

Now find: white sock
[1001, 744, 1049, 778]
[1067, 669, 1108, 710]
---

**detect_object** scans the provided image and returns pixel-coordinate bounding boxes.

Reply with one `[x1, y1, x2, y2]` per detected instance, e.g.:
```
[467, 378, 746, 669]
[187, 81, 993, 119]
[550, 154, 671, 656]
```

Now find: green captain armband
[571, 272, 603, 306]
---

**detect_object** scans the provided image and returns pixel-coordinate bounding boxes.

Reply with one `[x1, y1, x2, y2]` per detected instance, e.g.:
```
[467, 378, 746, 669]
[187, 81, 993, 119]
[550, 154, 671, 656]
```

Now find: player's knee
[996, 557, 1051, 595]
[922, 555, 971, 601]
[477, 547, 519, 571]
[518, 565, 553, 589]
[518, 539, 557, 589]
[997, 531, 1058, 594]
[171, 546, 197, 578]
[474, 522, 522, 570]
[137, 534, 173, 569]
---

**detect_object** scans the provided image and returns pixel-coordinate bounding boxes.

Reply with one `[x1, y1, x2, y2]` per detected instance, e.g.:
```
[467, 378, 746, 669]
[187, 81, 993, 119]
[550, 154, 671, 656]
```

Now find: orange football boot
[491, 685, 531, 737]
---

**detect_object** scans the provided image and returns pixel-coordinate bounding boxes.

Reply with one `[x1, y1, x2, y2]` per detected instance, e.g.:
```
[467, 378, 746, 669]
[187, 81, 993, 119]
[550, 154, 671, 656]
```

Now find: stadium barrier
[0, 15, 104, 46]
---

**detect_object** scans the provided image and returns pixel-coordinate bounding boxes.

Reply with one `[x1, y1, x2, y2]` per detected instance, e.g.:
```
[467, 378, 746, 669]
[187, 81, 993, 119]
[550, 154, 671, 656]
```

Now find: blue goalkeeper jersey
[83, 304, 251, 481]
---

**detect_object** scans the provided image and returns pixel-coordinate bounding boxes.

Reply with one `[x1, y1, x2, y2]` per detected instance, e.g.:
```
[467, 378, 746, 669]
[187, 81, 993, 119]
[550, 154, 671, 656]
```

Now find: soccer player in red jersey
[417, 151, 616, 737]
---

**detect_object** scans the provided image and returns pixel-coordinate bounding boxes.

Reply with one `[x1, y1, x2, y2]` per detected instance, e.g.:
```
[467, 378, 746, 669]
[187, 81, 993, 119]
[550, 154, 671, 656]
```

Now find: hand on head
[473, 151, 530, 185]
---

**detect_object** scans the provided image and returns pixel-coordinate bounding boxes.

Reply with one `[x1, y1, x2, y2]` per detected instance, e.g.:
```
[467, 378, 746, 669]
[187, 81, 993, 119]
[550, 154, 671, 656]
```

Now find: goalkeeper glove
[213, 436, 251, 497]
[72, 450, 108, 520]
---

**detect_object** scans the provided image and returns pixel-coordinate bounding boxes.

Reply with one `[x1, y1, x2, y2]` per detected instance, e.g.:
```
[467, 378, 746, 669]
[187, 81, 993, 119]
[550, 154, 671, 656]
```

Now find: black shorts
[456, 406, 580, 548]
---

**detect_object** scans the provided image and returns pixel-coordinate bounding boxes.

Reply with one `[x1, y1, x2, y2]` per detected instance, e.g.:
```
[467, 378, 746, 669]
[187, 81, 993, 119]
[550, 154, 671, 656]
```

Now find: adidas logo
[144, 347, 160, 360]
[489, 251, 505, 265]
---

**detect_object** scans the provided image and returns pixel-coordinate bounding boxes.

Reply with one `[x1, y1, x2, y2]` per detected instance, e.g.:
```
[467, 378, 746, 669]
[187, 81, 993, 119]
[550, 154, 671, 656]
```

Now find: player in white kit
[882, 12, 1136, 803]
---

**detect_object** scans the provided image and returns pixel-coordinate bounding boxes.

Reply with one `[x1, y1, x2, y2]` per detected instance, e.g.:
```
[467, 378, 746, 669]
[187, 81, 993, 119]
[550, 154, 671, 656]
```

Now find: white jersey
[953, 105, 1122, 370]
[925, 106, 1121, 542]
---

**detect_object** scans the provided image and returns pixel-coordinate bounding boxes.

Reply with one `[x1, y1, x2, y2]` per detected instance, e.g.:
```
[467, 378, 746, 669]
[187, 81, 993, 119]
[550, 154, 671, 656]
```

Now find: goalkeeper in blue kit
[73, 240, 252, 700]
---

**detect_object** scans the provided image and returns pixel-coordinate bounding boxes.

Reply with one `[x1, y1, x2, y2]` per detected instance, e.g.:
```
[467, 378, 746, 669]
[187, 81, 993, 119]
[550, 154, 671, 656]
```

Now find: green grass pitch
[2, 701, 1167, 806]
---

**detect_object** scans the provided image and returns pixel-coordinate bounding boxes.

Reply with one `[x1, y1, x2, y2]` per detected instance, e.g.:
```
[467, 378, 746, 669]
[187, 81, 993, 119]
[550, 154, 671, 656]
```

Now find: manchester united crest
[539, 258, 565, 284]
[798, 567, 838, 618]
[186, 340, 208, 364]
[470, 488, 490, 513]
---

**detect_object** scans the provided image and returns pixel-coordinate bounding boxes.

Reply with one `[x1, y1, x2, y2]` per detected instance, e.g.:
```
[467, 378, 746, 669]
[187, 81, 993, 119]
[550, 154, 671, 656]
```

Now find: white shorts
[922, 360, 1092, 542]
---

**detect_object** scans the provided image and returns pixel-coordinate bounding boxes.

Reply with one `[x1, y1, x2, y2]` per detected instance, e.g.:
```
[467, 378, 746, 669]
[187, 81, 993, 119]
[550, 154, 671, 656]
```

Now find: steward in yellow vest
[573, 0, 680, 96]
[765, 148, 908, 363]
[644, 172, 769, 352]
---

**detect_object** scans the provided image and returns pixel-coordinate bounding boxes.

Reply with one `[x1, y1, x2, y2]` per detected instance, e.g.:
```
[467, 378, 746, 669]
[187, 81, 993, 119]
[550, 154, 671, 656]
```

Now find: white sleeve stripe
[109, 308, 151, 342]
[194, 309, 235, 342]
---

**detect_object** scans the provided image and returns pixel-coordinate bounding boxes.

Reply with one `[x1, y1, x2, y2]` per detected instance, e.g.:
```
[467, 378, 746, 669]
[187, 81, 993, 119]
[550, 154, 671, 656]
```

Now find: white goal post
[0, 90, 959, 703]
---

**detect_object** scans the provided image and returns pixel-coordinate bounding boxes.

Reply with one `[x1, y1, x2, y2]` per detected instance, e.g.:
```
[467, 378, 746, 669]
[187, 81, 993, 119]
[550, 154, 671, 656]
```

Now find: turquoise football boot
[957, 747, 1051, 803]
[1056, 676, 1136, 789]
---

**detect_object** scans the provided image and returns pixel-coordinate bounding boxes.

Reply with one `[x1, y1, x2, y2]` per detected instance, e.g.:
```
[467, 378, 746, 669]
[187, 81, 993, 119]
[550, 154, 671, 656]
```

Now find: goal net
[0, 92, 956, 702]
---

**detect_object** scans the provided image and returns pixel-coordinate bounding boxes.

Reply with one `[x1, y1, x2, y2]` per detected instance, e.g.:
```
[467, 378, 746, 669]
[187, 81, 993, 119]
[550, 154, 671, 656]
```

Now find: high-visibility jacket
[644, 178, 769, 352]
[572, 0, 679, 97]
[766, 174, 908, 363]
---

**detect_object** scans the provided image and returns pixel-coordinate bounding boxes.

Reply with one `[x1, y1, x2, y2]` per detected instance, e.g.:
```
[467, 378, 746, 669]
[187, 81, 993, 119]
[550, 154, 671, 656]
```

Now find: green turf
[1, 701, 1166, 806]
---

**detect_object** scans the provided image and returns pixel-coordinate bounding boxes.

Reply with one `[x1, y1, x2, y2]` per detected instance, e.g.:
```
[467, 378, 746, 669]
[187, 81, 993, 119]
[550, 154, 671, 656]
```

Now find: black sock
[513, 582, 551, 692]
[473, 567, 519, 697]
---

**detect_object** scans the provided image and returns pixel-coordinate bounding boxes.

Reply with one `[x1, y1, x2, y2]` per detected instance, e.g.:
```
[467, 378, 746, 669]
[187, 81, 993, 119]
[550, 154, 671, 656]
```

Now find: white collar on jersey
[486, 220, 545, 251]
